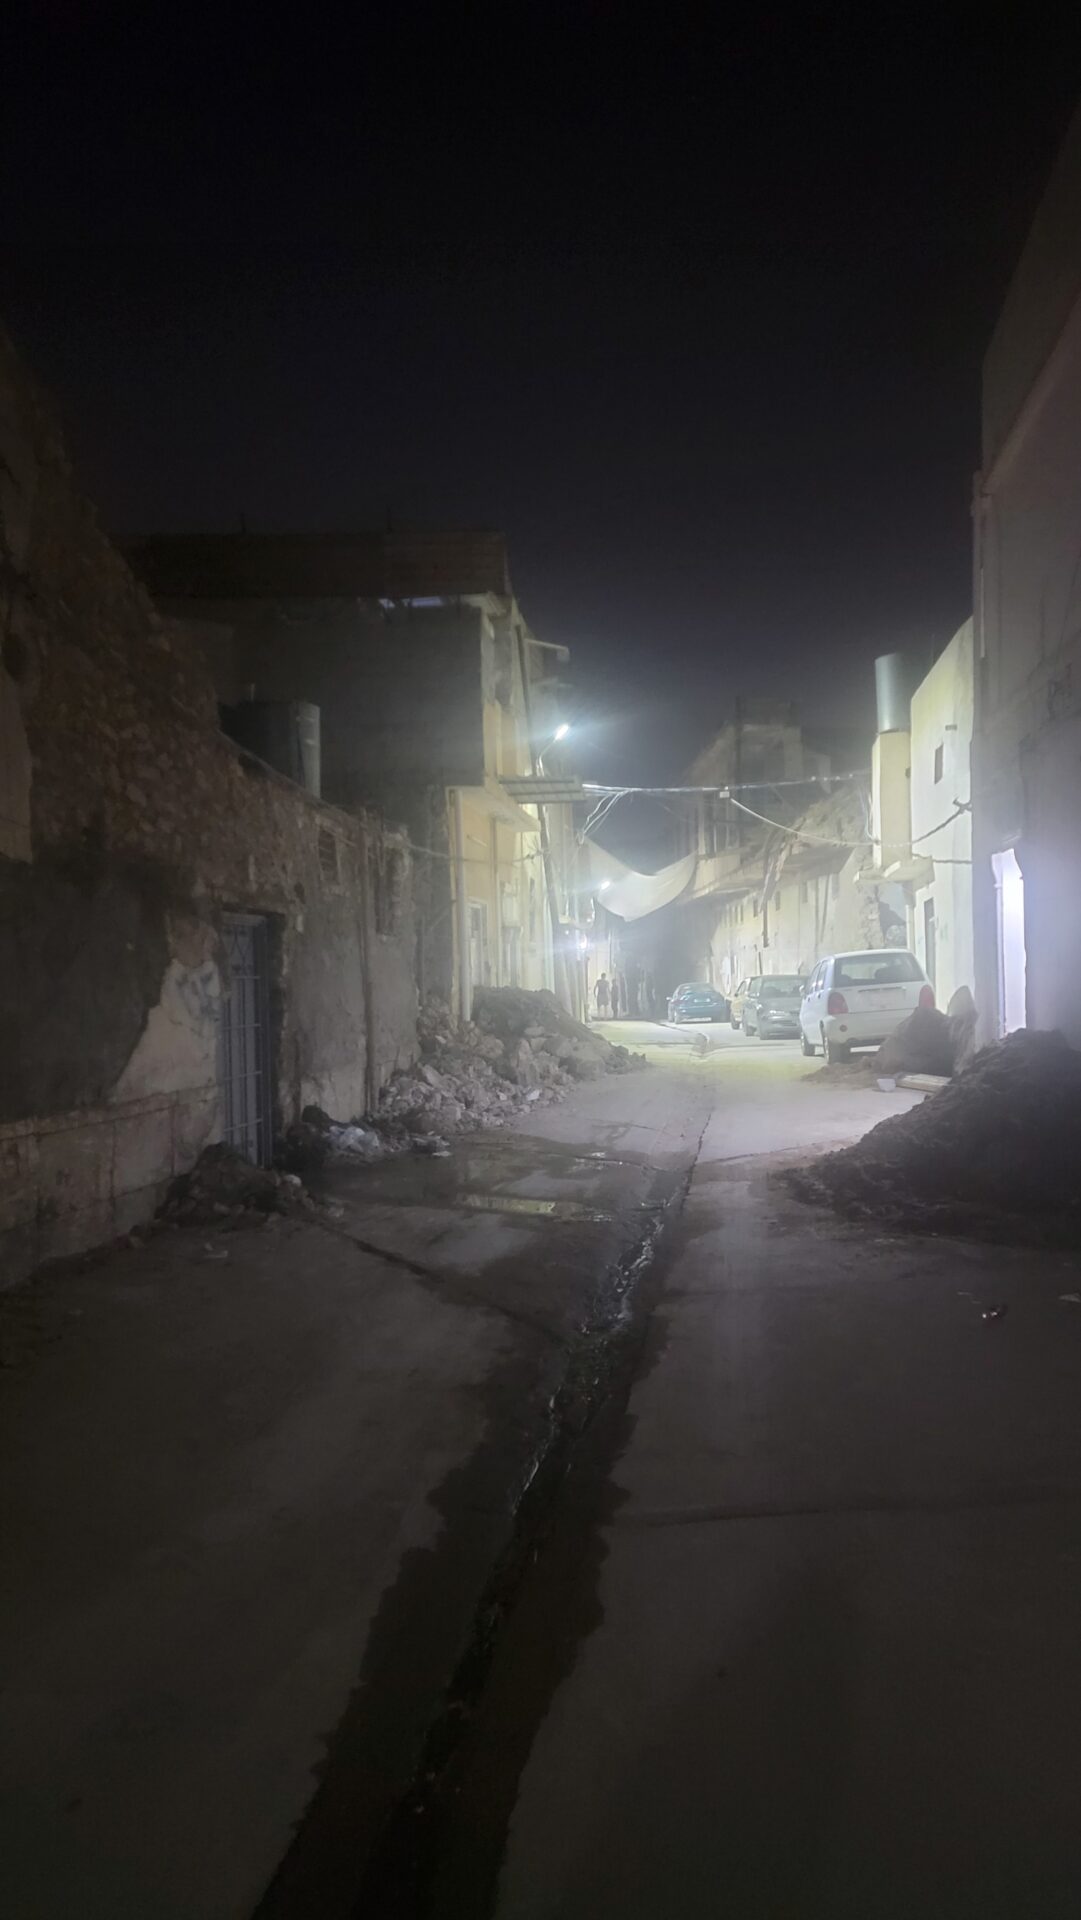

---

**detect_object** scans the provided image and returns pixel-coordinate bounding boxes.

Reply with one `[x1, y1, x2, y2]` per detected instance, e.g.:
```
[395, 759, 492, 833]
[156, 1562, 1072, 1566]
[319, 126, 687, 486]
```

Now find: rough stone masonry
[0, 325, 417, 1282]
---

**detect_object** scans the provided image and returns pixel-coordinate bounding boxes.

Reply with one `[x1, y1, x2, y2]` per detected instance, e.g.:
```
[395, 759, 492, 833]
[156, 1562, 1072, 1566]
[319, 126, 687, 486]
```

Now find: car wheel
[825, 1033, 850, 1066]
[800, 1031, 815, 1057]
[757, 1024, 768, 1040]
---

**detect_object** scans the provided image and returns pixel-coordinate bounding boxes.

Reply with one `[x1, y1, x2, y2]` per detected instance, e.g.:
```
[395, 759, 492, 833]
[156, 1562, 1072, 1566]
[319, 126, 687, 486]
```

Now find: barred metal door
[220, 914, 272, 1165]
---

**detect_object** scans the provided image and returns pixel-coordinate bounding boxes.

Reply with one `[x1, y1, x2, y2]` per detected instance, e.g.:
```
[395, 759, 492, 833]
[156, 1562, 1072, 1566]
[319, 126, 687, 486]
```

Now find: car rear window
[759, 978, 802, 1000]
[834, 952, 923, 986]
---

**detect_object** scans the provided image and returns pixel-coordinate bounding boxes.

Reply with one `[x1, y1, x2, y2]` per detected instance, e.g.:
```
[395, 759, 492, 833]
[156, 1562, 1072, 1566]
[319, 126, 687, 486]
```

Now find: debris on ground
[803, 1057, 883, 1088]
[876, 1006, 956, 1077]
[786, 1029, 1081, 1245]
[371, 988, 646, 1145]
[162, 1144, 323, 1225]
[278, 989, 648, 1174]
[805, 986, 982, 1088]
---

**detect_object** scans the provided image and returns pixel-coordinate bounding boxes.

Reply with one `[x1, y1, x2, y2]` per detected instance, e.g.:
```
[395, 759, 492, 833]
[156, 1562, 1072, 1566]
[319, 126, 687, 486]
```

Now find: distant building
[972, 98, 1081, 1043]
[128, 532, 582, 1020]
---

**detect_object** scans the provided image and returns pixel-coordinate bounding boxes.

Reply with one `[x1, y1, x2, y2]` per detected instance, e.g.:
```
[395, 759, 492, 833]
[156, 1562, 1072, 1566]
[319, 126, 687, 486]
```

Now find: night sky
[6, 5, 1081, 791]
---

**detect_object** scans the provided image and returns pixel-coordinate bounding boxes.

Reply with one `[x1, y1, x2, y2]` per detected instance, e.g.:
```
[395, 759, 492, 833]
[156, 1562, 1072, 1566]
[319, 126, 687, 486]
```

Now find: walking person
[593, 972, 610, 1019]
[610, 974, 621, 1019]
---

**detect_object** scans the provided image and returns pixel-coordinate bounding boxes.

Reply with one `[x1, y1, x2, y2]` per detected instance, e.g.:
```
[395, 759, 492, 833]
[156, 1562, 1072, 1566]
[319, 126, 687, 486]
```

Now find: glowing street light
[553, 722, 570, 741]
[599, 879, 611, 891]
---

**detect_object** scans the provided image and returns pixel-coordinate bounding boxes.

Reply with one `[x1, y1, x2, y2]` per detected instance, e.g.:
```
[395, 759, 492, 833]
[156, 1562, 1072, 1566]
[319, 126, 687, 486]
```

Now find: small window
[318, 827, 339, 884]
[933, 743, 944, 783]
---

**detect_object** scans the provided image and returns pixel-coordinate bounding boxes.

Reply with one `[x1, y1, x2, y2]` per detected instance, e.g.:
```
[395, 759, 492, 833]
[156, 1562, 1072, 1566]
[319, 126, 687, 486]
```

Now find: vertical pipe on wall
[357, 816, 380, 1115]
[453, 787, 472, 1023]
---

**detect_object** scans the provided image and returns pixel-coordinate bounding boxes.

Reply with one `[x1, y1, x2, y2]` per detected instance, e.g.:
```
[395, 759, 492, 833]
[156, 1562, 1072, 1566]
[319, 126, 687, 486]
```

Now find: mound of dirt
[162, 1144, 321, 1224]
[786, 1029, 1081, 1244]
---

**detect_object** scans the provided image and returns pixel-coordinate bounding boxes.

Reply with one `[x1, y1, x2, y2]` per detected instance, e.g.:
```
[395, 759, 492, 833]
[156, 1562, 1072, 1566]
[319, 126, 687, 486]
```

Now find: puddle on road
[457, 1193, 616, 1224]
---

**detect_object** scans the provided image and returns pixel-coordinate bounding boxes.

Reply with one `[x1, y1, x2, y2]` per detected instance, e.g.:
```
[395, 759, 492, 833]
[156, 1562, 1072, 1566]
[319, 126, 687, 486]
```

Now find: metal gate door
[219, 914, 272, 1165]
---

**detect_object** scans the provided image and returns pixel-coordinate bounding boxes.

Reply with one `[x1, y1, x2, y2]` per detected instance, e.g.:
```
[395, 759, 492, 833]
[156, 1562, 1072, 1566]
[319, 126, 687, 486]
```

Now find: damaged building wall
[0, 328, 416, 1282]
[128, 543, 571, 1013]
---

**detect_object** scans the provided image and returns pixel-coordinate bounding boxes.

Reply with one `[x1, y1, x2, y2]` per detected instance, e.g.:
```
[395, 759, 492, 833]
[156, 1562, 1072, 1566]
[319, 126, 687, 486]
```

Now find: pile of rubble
[375, 988, 645, 1141]
[787, 1029, 1081, 1244]
[278, 988, 648, 1170]
[162, 1143, 322, 1225]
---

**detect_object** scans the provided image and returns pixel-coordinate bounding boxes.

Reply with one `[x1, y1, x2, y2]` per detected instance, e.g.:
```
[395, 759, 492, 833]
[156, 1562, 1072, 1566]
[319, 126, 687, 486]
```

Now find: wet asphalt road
[403, 1032, 1081, 1920]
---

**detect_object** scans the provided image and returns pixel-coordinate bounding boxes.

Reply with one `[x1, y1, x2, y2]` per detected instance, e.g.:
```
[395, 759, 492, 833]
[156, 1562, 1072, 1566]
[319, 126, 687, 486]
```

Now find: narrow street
[382, 1028, 1081, 1920]
[11, 1034, 1081, 1916]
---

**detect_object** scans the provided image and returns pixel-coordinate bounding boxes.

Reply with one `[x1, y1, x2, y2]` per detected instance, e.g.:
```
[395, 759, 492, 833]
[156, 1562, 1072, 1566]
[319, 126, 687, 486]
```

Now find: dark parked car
[742, 974, 804, 1039]
[667, 982, 730, 1024]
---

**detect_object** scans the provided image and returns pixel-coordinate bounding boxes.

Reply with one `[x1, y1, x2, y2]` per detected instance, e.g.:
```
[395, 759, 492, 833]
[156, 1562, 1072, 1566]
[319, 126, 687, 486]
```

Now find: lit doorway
[992, 847, 1026, 1034]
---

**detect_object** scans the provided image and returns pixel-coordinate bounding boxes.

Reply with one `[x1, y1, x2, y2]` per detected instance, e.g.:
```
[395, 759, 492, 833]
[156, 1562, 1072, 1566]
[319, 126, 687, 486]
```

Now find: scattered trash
[982, 1305, 1009, 1323]
[876, 1076, 897, 1092]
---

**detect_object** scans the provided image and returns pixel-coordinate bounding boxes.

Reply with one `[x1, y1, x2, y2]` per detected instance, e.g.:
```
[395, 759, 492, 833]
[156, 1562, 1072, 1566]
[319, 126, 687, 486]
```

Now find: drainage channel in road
[254, 1123, 705, 1920]
[347, 1132, 706, 1920]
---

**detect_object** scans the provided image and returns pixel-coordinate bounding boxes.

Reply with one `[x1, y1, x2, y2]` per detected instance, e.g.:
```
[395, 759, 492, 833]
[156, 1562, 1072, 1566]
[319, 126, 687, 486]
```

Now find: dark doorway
[219, 913, 273, 1165]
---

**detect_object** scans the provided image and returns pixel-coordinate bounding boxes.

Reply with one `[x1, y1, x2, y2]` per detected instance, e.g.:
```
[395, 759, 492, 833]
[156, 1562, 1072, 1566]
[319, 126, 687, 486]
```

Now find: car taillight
[918, 984, 935, 1009]
[827, 990, 848, 1015]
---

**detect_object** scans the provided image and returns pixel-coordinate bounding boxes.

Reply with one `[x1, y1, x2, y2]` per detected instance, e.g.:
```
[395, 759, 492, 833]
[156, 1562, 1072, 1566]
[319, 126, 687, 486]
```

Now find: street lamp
[537, 722, 570, 773]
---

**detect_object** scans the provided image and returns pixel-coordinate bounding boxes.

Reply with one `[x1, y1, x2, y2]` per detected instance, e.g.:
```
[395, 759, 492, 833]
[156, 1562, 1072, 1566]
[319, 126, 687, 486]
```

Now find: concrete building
[654, 710, 899, 995]
[128, 532, 578, 1022]
[0, 330, 417, 1281]
[862, 631, 975, 1010]
[973, 99, 1081, 1043]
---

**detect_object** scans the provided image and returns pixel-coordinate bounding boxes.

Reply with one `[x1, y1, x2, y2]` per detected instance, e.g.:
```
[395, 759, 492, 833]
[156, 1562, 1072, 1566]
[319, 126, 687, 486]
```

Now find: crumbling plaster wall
[0, 328, 416, 1281]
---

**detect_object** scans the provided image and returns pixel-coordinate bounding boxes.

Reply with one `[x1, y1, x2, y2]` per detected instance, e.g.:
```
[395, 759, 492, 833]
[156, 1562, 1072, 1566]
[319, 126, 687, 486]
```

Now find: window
[933, 743, 944, 783]
[318, 826, 339, 885]
[833, 952, 924, 987]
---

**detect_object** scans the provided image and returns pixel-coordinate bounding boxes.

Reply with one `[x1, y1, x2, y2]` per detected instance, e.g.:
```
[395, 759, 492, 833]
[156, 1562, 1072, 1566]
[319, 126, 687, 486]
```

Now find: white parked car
[798, 949, 933, 1064]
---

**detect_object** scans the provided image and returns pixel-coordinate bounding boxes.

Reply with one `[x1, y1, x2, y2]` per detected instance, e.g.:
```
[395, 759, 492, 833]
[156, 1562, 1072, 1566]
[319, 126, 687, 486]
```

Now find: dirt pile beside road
[787, 1030, 1081, 1244]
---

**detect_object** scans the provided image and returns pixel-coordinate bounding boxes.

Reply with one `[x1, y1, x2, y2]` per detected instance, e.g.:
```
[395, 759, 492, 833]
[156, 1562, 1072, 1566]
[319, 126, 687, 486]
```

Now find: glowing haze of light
[554, 722, 569, 740]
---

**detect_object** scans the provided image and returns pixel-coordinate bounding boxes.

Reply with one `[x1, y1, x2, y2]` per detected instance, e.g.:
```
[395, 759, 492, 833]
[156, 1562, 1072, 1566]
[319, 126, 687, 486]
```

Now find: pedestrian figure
[594, 972, 610, 1018]
[644, 970, 657, 1018]
[610, 975, 621, 1018]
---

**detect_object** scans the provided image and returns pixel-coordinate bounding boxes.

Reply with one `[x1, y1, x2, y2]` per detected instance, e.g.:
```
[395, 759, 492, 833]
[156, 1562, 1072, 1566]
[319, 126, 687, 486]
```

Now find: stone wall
[0, 326, 417, 1281]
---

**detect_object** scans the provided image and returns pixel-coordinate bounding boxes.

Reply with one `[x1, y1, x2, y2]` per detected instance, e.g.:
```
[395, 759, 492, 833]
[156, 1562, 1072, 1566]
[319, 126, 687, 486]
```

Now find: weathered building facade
[973, 99, 1081, 1044]
[0, 332, 416, 1281]
[865, 628, 974, 1010]
[128, 533, 575, 1022]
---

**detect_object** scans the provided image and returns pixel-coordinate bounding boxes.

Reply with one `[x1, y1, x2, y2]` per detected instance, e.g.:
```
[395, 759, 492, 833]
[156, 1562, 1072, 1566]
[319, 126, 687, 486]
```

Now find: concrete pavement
[410, 1045, 1081, 1920]
[7, 1037, 1064, 1919]
[0, 1056, 711, 1920]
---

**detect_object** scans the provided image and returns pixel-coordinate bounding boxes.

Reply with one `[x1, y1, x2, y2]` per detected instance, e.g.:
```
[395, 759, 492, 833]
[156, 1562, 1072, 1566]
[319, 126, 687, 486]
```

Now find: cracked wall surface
[0, 327, 417, 1281]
